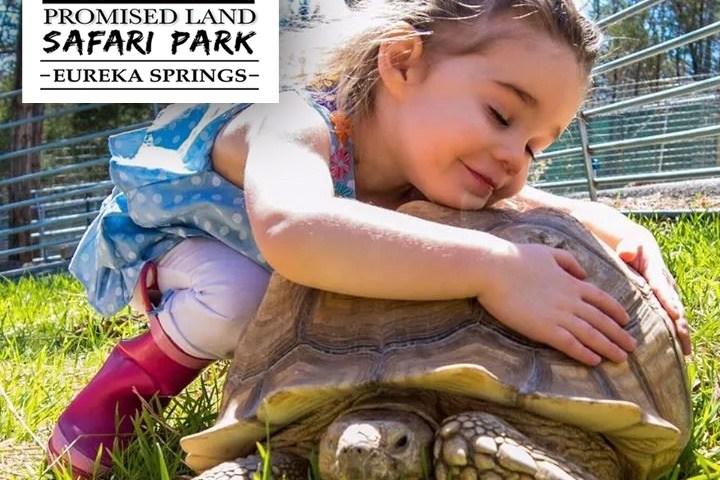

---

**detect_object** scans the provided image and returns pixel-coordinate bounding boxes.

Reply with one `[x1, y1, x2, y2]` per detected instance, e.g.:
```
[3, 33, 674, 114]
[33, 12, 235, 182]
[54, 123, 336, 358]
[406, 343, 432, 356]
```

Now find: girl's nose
[492, 140, 526, 176]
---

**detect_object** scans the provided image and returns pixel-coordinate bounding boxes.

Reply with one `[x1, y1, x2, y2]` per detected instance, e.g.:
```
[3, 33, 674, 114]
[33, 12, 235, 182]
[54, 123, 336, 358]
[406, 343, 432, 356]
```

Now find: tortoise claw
[434, 412, 596, 480]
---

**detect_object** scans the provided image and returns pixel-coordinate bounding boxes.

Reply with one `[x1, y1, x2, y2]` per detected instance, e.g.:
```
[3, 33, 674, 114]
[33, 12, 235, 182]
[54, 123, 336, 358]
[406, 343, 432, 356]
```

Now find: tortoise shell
[181, 202, 691, 479]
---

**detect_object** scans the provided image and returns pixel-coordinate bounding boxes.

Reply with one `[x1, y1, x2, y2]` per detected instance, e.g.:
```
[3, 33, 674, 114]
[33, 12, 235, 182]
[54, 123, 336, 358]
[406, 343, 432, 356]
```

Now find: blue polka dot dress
[70, 98, 356, 316]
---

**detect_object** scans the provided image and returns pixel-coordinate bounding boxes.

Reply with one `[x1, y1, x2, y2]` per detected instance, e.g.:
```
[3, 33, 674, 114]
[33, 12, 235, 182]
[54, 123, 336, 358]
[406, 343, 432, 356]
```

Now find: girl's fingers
[648, 267, 682, 318]
[675, 318, 692, 355]
[616, 237, 641, 263]
[651, 283, 679, 320]
[553, 249, 586, 280]
[647, 267, 692, 354]
[653, 282, 692, 354]
[547, 328, 601, 367]
[581, 282, 629, 327]
[662, 266, 680, 294]
[574, 303, 637, 353]
[563, 315, 629, 363]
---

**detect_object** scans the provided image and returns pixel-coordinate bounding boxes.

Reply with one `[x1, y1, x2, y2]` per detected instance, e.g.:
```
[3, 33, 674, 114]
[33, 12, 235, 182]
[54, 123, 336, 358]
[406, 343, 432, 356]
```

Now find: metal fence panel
[0, 103, 158, 274]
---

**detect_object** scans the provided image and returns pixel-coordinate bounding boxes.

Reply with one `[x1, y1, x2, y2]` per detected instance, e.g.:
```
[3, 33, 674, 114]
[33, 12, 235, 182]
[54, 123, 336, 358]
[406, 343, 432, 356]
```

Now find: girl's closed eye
[487, 106, 510, 127]
[488, 106, 536, 160]
[526, 145, 536, 161]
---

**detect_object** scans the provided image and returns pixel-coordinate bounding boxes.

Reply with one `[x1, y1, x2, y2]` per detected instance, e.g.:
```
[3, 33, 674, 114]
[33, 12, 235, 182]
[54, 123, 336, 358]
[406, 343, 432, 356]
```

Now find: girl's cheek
[499, 178, 525, 202]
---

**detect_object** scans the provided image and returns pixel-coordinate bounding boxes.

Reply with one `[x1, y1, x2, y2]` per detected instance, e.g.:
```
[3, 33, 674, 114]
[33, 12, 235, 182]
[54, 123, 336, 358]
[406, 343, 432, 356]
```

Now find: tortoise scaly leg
[434, 412, 600, 480]
[192, 452, 309, 480]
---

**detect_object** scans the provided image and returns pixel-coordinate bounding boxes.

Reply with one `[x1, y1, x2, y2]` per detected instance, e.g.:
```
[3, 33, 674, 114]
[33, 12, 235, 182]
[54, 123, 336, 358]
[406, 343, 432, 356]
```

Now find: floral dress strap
[302, 92, 357, 199]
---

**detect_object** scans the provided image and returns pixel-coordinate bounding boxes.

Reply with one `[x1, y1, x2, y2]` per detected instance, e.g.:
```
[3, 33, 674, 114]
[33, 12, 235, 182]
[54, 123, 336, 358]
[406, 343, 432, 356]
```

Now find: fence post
[8, 101, 44, 264]
[658, 105, 670, 171]
[35, 190, 47, 262]
[577, 111, 598, 201]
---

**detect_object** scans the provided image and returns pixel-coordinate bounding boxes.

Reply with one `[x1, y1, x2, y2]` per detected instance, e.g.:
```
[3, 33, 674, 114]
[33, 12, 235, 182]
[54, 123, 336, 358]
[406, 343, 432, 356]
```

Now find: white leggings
[130, 237, 271, 360]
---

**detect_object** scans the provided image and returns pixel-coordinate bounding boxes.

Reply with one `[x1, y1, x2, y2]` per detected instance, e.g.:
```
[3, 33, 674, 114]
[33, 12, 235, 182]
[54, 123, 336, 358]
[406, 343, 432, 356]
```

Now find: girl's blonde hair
[281, 0, 602, 118]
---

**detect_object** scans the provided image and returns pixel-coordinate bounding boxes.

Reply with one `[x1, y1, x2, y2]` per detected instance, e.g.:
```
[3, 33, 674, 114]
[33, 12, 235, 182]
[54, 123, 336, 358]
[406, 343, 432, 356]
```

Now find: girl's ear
[377, 22, 425, 99]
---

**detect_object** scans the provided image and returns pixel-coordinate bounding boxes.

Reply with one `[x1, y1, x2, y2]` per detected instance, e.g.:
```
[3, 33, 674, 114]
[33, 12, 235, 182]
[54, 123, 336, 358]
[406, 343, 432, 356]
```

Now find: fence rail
[1, 0, 719, 277]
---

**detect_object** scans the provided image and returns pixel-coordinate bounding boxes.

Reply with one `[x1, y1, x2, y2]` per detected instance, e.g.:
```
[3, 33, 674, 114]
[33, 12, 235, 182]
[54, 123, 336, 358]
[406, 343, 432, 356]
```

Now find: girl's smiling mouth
[462, 162, 497, 193]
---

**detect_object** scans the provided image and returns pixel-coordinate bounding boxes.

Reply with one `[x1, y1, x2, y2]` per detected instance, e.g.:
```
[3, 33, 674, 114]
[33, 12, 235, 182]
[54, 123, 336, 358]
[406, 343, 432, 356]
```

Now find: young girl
[48, 0, 691, 477]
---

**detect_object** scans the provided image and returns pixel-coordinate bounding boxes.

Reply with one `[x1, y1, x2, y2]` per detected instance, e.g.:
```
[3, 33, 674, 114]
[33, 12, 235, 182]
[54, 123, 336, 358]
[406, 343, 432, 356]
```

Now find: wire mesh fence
[531, 74, 720, 193]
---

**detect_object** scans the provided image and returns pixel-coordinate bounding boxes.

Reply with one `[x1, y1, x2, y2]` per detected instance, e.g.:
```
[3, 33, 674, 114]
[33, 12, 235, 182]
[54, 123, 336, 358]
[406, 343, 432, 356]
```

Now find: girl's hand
[511, 187, 690, 356]
[615, 229, 691, 355]
[477, 243, 636, 367]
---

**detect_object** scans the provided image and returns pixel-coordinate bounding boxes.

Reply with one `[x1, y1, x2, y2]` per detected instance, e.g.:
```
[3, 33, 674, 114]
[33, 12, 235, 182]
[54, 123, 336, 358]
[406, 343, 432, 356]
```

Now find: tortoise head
[318, 408, 435, 480]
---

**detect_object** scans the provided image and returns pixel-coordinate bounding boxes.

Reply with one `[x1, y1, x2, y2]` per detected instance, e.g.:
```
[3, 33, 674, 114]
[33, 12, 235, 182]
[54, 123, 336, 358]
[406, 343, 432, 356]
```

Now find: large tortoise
[181, 202, 691, 480]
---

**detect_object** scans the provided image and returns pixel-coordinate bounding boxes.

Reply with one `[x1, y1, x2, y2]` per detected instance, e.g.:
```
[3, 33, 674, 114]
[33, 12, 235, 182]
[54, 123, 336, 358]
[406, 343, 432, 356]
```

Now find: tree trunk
[7, 15, 44, 265]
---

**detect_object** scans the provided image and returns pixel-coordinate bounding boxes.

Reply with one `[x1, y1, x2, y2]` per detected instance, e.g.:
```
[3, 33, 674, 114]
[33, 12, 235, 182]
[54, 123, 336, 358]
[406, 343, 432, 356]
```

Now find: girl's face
[391, 23, 587, 210]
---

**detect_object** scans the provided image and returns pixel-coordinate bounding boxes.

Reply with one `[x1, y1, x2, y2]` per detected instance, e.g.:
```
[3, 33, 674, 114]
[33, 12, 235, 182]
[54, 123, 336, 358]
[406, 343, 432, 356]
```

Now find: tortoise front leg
[434, 412, 601, 480]
[192, 452, 309, 480]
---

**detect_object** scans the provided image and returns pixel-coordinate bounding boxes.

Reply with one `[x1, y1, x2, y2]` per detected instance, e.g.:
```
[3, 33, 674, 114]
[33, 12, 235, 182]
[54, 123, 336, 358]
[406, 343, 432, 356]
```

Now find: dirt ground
[573, 177, 720, 212]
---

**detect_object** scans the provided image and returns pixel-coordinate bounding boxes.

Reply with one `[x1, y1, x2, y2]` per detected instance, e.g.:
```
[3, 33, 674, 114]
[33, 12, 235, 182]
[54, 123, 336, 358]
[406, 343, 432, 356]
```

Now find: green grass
[637, 214, 720, 480]
[0, 214, 719, 479]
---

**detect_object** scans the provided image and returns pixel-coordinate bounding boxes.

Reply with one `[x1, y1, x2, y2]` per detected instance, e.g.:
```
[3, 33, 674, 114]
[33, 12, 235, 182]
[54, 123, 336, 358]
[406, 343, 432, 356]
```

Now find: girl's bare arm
[215, 93, 512, 300]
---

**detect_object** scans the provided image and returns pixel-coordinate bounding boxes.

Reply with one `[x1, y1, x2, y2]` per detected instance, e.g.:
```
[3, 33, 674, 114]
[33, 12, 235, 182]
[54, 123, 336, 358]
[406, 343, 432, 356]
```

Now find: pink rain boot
[47, 263, 212, 478]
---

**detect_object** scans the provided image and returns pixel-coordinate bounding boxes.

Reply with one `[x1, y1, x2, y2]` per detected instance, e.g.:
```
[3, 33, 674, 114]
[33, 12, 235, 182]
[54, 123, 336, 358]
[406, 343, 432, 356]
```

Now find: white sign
[22, 0, 279, 103]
